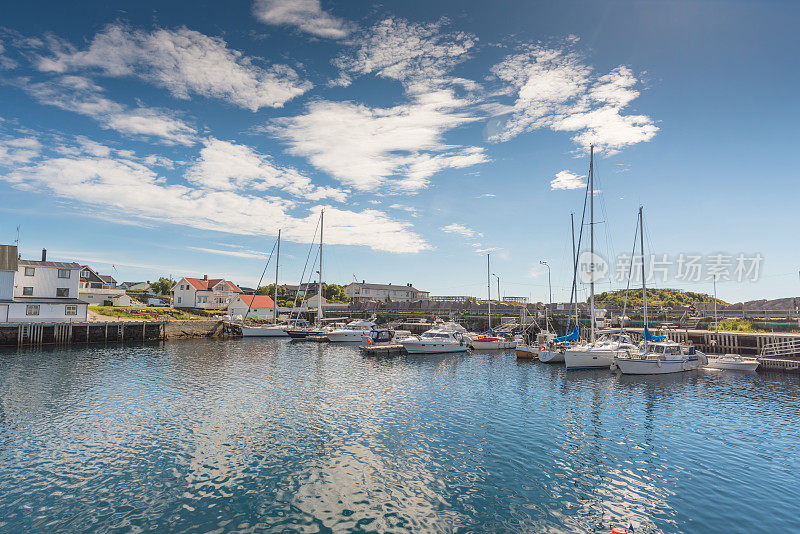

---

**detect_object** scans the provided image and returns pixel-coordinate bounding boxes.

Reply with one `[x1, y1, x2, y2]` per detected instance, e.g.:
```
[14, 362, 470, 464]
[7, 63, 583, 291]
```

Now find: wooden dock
[0, 321, 167, 347]
[360, 343, 406, 356]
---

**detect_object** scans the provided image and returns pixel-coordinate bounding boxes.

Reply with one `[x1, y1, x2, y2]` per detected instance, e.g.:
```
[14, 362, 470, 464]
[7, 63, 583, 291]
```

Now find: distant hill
[593, 288, 727, 308]
[731, 297, 799, 311]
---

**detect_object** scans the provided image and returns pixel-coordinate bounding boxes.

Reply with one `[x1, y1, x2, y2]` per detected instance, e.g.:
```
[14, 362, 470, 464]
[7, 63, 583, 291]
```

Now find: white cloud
[490, 44, 657, 153]
[550, 170, 586, 190]
[0, 43, 18, 69]
[335, 17, 477, 92]
[37, 25, 311, 111]
[389, 203, 418, 217]
[441, 223, 481, 239]
[20, 75, 197, 145]
[1, 138, 430, 253]
[477, 193, 495, 198]
[252, 0, 353, 39]
[269, 89, 489, 191]
[0, 137, 42, 165]
[186, 137, 348, 201]
[187, 246, 269, 260]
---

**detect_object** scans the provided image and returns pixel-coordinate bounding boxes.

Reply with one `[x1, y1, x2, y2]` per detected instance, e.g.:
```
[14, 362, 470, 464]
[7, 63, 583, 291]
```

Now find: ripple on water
[0, 340, 799, 532]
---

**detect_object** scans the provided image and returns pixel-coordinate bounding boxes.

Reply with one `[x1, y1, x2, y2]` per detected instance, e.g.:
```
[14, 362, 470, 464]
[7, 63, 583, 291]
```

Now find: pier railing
[760, 339, 800, 359]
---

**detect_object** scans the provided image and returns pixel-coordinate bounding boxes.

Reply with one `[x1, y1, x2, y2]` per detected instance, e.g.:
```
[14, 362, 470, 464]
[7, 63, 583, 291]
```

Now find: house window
[26, 305, 39, 316]
[177, 297, 181, 304]
[58, 269, 71, 278]
[82, 270, 90, 277]
[24, 267, 35, 276]
[65, 305, 77, 316]
[22, 287, 33, 296]
[56, 288, 69, 297]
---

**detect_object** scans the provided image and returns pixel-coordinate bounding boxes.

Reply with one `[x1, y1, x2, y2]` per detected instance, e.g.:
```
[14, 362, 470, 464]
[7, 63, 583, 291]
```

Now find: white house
[228, 294, 276, 319]
[78, 288, 133, 307]
[344, 282, 430, 303]
[0, 246, 88, 323]
[171, 275, 242, 309]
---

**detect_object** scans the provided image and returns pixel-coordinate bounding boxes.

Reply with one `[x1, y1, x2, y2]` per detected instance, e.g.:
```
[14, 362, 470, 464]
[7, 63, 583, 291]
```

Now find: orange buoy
[611, 528, 629, 534]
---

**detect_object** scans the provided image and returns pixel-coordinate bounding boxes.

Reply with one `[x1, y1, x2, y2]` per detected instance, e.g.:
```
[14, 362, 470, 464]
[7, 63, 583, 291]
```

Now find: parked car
[147, 298, 168, 307]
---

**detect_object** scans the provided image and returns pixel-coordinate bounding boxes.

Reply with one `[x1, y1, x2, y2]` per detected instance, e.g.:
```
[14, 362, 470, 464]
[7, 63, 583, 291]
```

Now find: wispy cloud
[187, 246, 269, 259]
[36, 24, 312, 111]
[0, 135, 432, 253]
[441, 223, 481, 239]
[489, 41, 657, 153]
[17, 75, 197, 145]
[252, 0, 354, 39]
[269, 89, 489, 192]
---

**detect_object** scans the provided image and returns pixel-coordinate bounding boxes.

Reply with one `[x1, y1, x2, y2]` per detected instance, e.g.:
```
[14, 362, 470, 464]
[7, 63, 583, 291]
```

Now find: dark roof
[18, 260, 81, 269]
[13, 297, 88, 304]
[347, 282, 424, 292]
[98, 275, 116, 283]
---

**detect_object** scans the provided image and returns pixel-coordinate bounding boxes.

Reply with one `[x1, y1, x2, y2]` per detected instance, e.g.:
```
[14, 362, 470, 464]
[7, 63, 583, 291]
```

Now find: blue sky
[0, 0, 797, 303]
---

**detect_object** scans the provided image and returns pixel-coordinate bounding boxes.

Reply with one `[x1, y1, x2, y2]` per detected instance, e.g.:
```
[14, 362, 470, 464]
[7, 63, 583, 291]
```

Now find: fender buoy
[611, 528, 629, 534]
[656, 359, 662, 368]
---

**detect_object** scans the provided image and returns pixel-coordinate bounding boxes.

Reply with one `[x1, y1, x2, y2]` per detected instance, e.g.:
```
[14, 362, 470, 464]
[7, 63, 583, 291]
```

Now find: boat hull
[538, 350, 565, 363]
[286, 330, 323, 339]
[401, 341, 469, 354]
[241, 326, 289, 338]
[515, 345, 538, 359]
[616, 356, 702, 375]
[326, 330, 371, 342]
[471, 340, 516, 350]
[706, 357, 760, 371]
[564, 349, 615, 369]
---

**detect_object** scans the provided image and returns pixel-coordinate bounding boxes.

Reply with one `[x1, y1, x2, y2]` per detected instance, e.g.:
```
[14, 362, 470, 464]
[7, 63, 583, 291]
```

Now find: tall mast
[571, 212, 576, 327]
[640, 206, 647, 352]
[589, 144, 596, 344]
[274, 229, 280, 324]
[487, 253, 492, 333]
[318, 209, 324, 324]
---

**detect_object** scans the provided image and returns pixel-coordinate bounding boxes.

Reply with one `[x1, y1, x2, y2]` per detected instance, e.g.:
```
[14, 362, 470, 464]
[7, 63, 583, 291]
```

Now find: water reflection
[0, 340, 798, 532]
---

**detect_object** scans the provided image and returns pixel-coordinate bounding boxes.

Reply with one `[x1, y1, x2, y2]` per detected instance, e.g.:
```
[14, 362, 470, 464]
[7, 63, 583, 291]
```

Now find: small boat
[360, 329, 395, 344]
[564, 332, 638, 369]
[326, 319, 379, 342]
[615, 341, 708, 375]
[241, 324, 290, 337]
[401, 323, 469, 354]
[705, 354, 760, 371]
[471, 335, 516, 350]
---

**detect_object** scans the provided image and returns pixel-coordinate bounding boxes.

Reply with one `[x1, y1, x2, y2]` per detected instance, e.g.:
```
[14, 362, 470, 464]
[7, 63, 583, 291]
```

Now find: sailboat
[704, 276, 760, 371]
[471, 254, 516, 350]
[615, 207, 708, 375]
[241, 229, 290, 337]
[287, 210, 326, 339]
[563, 146, 637, 369]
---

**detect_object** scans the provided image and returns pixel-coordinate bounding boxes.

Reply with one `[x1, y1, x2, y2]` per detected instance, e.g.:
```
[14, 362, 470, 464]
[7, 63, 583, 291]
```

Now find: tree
[150, 277, 174, 295]
[323, 283, 351, 303]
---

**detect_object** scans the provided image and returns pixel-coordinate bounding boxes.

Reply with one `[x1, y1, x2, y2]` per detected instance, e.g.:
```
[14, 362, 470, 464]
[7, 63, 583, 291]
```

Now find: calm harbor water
[1, 339, 798, 533]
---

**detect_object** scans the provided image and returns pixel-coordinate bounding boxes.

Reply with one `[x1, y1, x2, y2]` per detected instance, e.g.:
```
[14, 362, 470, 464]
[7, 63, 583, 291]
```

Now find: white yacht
[615, 341, 708, 375]
[705, 354, 760, 371]
[401, 323, 470, 354]
[326, 319, 379, 342]
[564, 332, 637, 369]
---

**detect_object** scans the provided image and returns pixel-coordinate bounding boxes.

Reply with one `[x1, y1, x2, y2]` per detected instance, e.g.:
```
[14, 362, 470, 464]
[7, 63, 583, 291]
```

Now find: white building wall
[14, 265, 80, 299]
[6, 302, 88, 323]
[172, 279, 198, 308]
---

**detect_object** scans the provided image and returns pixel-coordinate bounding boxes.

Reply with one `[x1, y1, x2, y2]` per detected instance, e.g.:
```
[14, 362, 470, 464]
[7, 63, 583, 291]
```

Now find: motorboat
[326, 319, 379, 342]
[564, 332, 637, 369]
[241, 324, 290, 337]
[360, 329, 395, 345]
[401, 323, 469, 354]
[471, 335, 516, 350]
[705, 353, 760, 371]
[615, 341, 708, 375]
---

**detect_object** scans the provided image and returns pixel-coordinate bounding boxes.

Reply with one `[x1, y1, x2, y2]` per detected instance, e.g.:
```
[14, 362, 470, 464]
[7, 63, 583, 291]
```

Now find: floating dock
[360, 343, 406, 356]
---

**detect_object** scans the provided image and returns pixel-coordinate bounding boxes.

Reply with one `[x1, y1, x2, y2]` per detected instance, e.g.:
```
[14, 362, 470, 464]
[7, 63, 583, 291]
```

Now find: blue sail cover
[556, 325, 579, 343]
[643, 326, 666, 341]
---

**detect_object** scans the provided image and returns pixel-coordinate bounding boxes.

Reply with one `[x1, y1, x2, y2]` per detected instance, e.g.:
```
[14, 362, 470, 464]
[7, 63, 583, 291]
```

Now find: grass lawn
[89, 306, 203, 321]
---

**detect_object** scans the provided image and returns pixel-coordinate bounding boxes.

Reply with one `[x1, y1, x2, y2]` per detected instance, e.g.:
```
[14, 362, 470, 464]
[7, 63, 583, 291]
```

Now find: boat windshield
[422, 332, 453, 339]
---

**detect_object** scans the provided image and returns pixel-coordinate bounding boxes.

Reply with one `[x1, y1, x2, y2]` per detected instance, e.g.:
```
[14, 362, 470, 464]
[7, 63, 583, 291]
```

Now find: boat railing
[759, 339, 800, 359]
